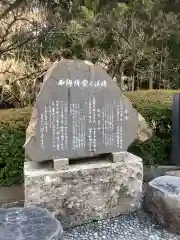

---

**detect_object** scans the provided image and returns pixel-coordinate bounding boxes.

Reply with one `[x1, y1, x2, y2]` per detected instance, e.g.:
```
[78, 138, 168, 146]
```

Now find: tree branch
[0, 0, 24, 20]
[0, 15, 36, 47]
[0, 35, 36, 56]
[0, 12, 18, 46]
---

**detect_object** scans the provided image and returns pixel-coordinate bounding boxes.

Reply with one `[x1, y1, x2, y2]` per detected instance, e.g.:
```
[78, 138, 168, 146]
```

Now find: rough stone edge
[24, 59, 150, 155]
[24, 152, 143, 228]
[143, 176, 180, 235]
[24, 61, 59, 150]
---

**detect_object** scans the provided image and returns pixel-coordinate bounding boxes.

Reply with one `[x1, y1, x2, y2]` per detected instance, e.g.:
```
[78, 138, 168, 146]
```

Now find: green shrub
[126, 90, 174, 165]
[0, 108, 31, 186]
[0, 90, 177, 186]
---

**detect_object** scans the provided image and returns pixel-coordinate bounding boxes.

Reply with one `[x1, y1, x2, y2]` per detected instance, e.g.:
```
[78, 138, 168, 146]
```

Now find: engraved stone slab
[24, 59, 138, 162]
[0, 207, 63, 240]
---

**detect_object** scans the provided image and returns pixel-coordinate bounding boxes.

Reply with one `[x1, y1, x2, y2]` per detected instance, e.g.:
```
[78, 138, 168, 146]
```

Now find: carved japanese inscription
[24, 59, 138, 162]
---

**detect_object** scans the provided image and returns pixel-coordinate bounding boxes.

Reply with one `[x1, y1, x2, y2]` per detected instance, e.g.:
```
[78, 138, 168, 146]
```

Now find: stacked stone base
[24, 152, 143, 228]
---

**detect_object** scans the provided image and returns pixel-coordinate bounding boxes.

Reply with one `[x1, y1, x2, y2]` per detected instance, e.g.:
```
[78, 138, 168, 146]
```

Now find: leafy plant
[0, 107, 30, 186]
[127, 90, 173, 165]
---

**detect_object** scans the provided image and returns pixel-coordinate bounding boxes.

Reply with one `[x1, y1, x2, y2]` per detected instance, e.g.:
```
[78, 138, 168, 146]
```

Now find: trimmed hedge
[0, 90, 177, 186]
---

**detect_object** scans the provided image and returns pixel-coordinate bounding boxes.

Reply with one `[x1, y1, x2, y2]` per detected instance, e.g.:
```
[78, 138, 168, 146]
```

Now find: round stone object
[144, 175, 180, 235]
[0, 207, 63, 240]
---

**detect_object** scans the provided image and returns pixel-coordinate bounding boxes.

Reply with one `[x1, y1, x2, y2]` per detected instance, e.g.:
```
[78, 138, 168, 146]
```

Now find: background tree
[1, 0, 180, 107]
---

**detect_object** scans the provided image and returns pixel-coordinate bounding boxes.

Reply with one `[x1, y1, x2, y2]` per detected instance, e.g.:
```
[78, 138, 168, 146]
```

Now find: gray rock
[137, 113, 153, 142]
[24, 59, 139, 162]
[24, 152, 143, 228]
[0, 207, 63, 240]
[144, 175, 180, 235]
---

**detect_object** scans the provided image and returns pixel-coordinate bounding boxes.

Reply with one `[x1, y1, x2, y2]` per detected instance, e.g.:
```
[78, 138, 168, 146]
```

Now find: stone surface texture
[65, 212, 180, 240]
[137, 113, 153, 142]
[24, 152, 143, 228]
[24, 109, 152, 162]
[2, 184, 180, 240]
[144, 175, 180, 235]
[24, 61, 58, 148]
[24, 59, 139, 162]
[0, 207, 63, 240]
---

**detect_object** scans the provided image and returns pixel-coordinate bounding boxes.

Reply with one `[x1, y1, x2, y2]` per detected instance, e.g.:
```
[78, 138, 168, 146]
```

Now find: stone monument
[172, 93, 180, 166]
[24, 59, 143, 228]
[24, 59, 138, 163]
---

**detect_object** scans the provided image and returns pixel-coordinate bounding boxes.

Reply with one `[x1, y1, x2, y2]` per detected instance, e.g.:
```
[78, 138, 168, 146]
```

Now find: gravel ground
[65, 211, 180, 240]
[64, 183, 180, 240]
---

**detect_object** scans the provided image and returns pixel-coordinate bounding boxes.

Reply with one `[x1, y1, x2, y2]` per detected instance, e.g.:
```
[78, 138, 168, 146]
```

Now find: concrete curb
[0, 184, 24, 206]
[143, 165, 180, 182]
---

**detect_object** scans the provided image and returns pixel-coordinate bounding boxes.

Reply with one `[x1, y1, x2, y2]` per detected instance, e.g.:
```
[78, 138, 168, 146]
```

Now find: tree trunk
[149, 63, 154, 89]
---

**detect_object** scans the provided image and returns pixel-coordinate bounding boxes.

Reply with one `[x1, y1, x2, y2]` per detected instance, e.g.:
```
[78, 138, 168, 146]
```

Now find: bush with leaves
[127, 90, 173, 165]
[0, 107, 30, 186]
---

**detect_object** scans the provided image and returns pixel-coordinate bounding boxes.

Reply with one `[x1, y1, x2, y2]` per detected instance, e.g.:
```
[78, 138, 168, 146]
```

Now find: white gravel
[64, 211, 180, 240]
[64, 183, 180, 240]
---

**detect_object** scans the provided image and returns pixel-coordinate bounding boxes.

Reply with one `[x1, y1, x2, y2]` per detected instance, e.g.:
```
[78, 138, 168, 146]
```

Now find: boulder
[24, 152, 143, 228]
[0, 207, 63, 240]
[144, 175, 180, 235]
[137, 113, 153, 142]
[24, 59, 141, 161]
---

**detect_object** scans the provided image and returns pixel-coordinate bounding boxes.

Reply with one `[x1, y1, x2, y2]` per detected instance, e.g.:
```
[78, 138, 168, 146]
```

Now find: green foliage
[129, 136, 171, 165]
[1, 0, 180, 107]
[0, 108, 31, 186]
[127, 90, 174, 165]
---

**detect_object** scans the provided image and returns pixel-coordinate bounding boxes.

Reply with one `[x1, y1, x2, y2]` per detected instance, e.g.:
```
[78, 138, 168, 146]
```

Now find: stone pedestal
[24, 152, 143, 228]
